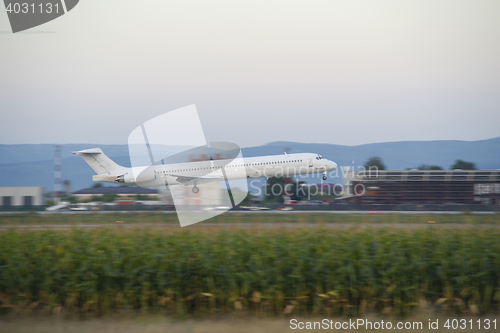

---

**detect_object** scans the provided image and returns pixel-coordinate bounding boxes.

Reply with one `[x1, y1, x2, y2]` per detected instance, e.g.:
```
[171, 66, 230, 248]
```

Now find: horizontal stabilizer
[71, 148, 102, 155]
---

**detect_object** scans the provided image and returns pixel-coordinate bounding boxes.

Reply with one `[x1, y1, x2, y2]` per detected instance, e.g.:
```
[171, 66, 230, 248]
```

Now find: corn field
[0, 226, 499, 317]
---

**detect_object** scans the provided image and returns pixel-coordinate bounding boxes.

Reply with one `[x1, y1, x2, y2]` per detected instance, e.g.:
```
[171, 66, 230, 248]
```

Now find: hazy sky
[0, 0, 499, 148]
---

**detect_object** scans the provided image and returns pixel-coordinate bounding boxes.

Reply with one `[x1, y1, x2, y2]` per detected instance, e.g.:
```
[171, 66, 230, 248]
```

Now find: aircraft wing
[169, 173, 224, 185]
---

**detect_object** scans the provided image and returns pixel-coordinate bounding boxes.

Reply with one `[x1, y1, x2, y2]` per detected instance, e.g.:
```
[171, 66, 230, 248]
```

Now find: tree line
[364, 156, 477, 171]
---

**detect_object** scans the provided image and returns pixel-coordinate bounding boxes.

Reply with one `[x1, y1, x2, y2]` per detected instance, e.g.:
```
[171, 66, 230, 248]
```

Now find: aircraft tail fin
[72, 148, 124, 175]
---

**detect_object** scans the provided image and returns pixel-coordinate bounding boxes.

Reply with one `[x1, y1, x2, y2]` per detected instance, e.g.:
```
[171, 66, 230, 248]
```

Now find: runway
[0, 210, 497, 215]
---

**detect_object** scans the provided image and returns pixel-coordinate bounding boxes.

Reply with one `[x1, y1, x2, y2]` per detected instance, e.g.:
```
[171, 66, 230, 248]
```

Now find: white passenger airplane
[73, 148, 337, 193]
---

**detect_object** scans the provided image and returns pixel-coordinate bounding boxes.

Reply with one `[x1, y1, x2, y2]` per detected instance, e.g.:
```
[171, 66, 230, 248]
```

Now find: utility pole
[54, 145, 62, 204]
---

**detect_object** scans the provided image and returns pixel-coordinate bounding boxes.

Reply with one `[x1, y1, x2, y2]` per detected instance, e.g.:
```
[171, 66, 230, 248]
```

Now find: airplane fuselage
[112, 153, 337, 187]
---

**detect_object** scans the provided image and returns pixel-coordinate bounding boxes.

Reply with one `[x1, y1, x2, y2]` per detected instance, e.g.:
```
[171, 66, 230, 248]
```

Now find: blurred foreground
[0, 213, 499, 321]
[2, 315, 500, 333]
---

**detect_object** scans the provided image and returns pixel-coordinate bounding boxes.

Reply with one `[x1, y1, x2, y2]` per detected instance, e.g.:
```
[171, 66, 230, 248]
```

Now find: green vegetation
[451, 159, 477, 170]
[133, 194, 158, 201]
[0, 224, 499, 318]
[64, 196, 78, 204]
[364, 156, 386, 171]
[263, 177, 307, 203]
[417, 164, 443, 170]
[0, 212, 499, 226]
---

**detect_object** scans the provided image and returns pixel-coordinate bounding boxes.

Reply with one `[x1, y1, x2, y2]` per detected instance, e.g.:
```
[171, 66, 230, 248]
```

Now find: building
[344, 169, 500, 205]
[0, 187, 44, 206]
[72, 186, 158, 201]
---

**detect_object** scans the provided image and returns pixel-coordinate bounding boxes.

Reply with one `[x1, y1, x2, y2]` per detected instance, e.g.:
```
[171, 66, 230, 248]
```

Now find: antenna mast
[54, 145, 62, 204]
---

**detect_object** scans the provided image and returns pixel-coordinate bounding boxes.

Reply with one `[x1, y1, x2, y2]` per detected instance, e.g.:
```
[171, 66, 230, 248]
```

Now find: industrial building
[0, 187, 44, 206]
[344, 170, 500, 205]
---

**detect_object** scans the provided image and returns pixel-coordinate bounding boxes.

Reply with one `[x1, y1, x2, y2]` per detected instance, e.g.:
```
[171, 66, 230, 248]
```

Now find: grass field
[0, 211, 499, 226]
[0, 213, 499, 321]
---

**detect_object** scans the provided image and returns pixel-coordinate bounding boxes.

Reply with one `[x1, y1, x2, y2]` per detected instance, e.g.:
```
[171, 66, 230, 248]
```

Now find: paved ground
[0, 210, 497, 215]
[2, 316, 499, 333]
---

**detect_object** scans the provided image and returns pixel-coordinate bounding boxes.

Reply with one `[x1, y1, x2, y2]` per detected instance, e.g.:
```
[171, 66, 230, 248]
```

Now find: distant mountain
[0, 144, 131, 192]
[0, 138, 498, 193]
[255, 137, 500, 171]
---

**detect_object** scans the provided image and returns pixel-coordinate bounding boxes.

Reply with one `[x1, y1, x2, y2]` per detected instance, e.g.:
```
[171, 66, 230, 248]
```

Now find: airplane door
[308, 158, 313, 167]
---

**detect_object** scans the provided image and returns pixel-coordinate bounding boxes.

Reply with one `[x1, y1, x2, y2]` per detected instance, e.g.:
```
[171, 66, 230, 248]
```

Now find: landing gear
[192, 186, 199, 194]
[322, 172, 327, 181]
